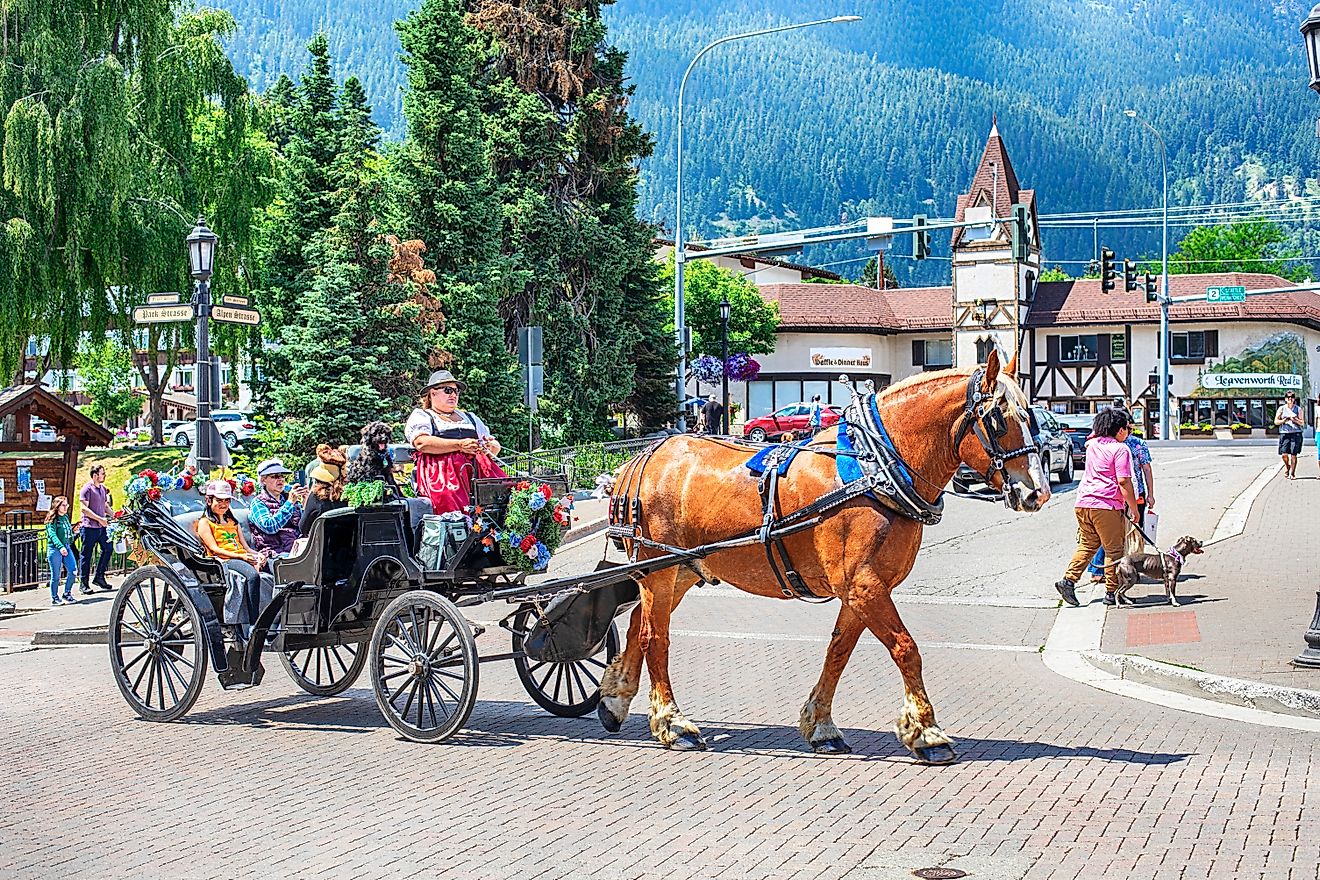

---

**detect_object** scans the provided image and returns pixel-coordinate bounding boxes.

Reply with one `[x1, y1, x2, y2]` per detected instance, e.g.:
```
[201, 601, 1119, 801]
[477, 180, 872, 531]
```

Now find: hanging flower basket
[691, 355, 724, 385]
[725, 353, 761, 382]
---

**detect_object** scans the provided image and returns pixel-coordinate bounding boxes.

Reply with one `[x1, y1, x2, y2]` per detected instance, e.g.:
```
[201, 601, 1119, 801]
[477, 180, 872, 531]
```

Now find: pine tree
[394, 0, 522, 442]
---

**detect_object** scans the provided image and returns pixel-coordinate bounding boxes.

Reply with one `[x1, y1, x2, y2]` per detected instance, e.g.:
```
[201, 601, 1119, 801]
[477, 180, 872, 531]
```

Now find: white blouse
[404, 408, 494, 444]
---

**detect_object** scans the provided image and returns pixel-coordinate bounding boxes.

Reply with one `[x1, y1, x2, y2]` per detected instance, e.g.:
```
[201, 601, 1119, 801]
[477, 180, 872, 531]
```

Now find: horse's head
[952, 350, 1051, 512]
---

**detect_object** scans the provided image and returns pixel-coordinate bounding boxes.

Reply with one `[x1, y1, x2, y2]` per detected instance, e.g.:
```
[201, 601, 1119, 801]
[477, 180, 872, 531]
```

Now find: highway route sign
[1206, 286, 1246, 303]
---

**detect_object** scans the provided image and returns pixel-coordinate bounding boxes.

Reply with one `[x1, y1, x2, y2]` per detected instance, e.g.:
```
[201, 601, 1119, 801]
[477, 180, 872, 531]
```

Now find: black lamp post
[719, 295, 731, 435]
[186, 217, 218, 476]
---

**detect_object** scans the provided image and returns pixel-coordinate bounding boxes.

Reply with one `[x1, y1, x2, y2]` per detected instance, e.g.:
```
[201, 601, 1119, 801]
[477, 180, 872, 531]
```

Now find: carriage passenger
[249, 459, 307, 557]
[406, 369, 507, 515]
[195, 479, 275, 635]
[300, 458, 347, 539]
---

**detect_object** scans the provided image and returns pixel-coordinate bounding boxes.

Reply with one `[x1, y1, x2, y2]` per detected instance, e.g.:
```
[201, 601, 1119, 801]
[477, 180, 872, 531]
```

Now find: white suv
[172, 411, 258, 449]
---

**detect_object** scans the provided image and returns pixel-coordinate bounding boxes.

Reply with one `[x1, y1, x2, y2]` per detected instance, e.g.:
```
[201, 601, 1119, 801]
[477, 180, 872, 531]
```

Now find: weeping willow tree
[0, 1, 273, 442]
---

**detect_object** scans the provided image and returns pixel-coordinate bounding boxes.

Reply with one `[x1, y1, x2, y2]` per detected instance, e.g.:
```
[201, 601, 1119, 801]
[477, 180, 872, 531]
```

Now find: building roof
[654, 239, 842, 282]
[952, 120, 1038, 249]
[1026, 272, 1320, 328]
[0, 384, 115, 447]
[759, 283, 952, 332]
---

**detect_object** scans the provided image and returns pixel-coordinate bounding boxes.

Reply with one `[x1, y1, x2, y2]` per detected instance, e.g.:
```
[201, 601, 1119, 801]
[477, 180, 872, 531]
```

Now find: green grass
[74, 447, 187, 518]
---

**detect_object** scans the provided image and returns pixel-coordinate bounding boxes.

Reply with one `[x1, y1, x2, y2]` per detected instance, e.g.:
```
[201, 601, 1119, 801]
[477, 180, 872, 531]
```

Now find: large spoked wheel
[108, 566, 209, 722]
[511, 607, 619, 718]
[369, 591, 478, 742]
[280, 643, 368, 696]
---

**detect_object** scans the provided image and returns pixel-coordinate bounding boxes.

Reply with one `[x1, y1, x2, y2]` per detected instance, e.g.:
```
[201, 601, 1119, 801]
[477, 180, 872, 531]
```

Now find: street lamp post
[719, 295, 731, 435]
[187, 217, 218, 476]
[1124, 109, 1170, 440]
[674, 14, 861, 430]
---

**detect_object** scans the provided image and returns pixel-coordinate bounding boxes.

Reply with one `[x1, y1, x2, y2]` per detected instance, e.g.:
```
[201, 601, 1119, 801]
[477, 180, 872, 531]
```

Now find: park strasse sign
[1199, 372, 1302, 390]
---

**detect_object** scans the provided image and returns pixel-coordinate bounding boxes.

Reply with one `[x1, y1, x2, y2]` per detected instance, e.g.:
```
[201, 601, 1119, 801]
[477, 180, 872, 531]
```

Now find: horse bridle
[951, 368, 1037, 491]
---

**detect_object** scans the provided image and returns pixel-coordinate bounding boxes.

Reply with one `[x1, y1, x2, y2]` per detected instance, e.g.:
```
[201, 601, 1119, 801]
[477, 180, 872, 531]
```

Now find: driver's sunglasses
[434, 386, 460, 395]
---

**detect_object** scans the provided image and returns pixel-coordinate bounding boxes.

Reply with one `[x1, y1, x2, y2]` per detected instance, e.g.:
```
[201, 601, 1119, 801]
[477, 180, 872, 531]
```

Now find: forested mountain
[214, 0, 1320, 284]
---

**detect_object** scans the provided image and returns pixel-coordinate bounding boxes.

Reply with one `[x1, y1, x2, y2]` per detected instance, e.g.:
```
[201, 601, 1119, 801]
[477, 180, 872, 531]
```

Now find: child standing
[45, 496, 79, 605]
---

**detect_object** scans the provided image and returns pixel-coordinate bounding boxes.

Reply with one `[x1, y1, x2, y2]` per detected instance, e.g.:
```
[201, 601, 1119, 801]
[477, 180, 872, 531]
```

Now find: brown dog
[1114, 535, 1204, 607]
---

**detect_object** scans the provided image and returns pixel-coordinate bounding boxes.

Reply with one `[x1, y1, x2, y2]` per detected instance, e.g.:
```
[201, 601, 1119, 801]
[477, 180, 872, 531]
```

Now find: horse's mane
[877, 365, 1029, 421]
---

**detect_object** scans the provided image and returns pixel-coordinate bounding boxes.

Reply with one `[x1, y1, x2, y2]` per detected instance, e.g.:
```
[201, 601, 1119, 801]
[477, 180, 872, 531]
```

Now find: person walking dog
[78, 464, 113, 593]
[1055, 408, 1141, 607]
[1275, 391, 1304, 480]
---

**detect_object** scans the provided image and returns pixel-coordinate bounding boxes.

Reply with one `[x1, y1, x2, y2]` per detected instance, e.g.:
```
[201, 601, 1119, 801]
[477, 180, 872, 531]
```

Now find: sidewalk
[1094, 466, 1320, 713]
[0, 496, 612, 648]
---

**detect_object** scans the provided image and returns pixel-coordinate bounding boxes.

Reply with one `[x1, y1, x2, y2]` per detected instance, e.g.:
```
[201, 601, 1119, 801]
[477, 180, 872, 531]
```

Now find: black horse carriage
[107, 474, 651, 742]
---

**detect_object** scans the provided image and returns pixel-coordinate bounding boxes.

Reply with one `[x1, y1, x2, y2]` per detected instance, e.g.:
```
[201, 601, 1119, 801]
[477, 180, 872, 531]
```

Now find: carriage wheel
[510, 607, 619, 718]
[107, 565, 208, 722]
[369, 591, 478, 742]
[280, 643, 368, 696]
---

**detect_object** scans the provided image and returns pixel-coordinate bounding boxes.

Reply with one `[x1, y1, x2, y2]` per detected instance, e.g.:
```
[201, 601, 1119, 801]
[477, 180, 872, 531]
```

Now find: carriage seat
[170, 507, 255, 549]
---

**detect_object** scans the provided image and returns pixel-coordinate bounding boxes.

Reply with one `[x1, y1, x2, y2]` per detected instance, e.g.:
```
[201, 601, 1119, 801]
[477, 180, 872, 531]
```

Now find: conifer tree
[394, 0, 522, 441]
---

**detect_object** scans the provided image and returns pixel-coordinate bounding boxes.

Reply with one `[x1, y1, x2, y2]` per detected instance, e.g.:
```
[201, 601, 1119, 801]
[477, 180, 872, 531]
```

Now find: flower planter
[1230, 429, 1253, 438]
[1178, 428, 1214, 439]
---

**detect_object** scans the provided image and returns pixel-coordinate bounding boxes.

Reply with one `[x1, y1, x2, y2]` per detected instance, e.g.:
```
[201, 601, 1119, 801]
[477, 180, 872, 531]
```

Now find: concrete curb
[32, 626, 107, 647]
[1085, 651, 1320, 719]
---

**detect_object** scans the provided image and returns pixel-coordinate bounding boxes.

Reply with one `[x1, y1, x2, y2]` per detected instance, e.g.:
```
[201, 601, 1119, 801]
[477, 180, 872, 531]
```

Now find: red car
[742, 402, 842, 442]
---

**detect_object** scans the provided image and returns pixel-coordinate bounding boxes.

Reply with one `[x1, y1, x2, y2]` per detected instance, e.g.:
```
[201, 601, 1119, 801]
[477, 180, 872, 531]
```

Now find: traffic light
[1144, 272, 1159, 303]
[1123, 259, 1137, 293]
[1010, 204, 1031, 262]
[1100, 247, 1117, 292]
[912, 214, 930, 260]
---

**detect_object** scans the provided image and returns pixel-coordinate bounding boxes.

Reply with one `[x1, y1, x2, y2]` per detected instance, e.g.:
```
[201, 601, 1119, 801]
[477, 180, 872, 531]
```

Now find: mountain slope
[213, 0, 1320, 283]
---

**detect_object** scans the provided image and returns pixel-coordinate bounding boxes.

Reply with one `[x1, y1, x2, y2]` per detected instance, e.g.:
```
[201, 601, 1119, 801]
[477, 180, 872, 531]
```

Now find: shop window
[1249, 400, 1265, 428]
[748, 382, 774, 418]
[1168, 330, 1218, 363]
[912, 339, 952, 370]
[1059, 335, 1098, 363]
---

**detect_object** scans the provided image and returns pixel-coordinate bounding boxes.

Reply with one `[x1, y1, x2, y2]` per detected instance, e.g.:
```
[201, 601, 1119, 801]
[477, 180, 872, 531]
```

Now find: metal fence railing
[502, 437, 659, 490]
[1, 523, 133, 593]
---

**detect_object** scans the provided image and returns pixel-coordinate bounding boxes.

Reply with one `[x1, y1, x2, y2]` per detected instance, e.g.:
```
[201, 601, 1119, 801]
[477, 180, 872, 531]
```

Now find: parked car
[172, 411, 257, 449]
[953, 405, 1075, 493]
[1053, 413, 1094, 467]
[742, 402, 842, 442]
[30, 418, 56, 442]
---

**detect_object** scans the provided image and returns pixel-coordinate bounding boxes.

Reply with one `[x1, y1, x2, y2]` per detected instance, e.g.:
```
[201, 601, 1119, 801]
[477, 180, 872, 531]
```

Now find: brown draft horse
[598, 351, 1050, 763]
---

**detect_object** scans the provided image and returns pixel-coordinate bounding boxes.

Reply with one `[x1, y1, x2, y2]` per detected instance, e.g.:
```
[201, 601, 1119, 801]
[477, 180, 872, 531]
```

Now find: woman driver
[405, 370, 507, 514]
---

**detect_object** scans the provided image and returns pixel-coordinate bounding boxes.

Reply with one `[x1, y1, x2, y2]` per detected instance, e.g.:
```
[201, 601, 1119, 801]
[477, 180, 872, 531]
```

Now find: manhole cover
[912, 869, 968, 880]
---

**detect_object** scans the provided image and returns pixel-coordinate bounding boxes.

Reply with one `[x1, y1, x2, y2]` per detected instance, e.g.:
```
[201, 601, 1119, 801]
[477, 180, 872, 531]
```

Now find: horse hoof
[913, 744, 958, 765]
[812, 737, 852, 755]
[667, 731, 708, 751]
[597, 702, 623, 733]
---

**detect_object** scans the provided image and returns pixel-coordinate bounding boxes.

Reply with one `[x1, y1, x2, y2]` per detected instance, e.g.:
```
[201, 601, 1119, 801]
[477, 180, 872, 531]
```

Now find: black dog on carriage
[345, 421, 403, 497]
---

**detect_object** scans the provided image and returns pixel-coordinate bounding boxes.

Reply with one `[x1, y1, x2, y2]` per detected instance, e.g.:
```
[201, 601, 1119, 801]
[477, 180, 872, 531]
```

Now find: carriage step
[468, 622, 486, 639]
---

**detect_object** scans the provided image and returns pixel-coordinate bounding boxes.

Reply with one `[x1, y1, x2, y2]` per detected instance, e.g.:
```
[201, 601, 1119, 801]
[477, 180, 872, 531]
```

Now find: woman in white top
[405, 370, 507, 513]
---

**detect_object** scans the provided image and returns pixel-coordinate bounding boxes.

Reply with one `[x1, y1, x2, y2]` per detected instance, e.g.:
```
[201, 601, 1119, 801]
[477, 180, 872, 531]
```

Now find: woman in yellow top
[195, 479, 273, 634]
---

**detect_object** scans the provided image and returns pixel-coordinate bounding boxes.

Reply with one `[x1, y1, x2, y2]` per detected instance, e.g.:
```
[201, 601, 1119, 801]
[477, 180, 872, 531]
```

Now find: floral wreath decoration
[462, 481, 573, 573]
[111, 466, 258, 545]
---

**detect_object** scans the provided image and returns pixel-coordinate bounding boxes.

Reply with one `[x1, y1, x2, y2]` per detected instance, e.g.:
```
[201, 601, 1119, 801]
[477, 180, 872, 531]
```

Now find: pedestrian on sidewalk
[1082, 410, 1155, 584]
[1055, 408, 1141, 607]
[78, 464, 113, 593]
[1274, 391, 1304, 479]
[45, 496, 78, 606]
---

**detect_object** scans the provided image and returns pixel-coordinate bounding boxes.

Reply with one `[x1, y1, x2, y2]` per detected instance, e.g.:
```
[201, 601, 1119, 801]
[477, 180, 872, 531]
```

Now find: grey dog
[1114, 535, 1204, 607]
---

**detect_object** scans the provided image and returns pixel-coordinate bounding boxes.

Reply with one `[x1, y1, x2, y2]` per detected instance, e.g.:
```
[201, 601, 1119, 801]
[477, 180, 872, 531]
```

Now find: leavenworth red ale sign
[1199, 372, 1302, 390]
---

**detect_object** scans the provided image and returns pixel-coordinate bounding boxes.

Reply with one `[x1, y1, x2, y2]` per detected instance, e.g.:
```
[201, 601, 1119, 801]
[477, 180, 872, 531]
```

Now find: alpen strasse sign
[811, 347, 872, 369]
[1199, 372, 1302, 390]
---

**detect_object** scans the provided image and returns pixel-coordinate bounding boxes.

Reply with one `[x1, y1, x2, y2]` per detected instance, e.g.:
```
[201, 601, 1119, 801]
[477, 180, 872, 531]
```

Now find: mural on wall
[1191, 332, 1309, 399]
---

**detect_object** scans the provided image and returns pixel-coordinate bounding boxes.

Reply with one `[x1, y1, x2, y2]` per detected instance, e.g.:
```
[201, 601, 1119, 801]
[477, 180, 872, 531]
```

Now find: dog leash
[1126, 515, 1178, 563]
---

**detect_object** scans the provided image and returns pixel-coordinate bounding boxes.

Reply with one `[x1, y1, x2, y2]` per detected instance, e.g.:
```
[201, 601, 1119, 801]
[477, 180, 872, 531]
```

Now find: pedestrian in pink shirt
[1055, 408, 1141, 607]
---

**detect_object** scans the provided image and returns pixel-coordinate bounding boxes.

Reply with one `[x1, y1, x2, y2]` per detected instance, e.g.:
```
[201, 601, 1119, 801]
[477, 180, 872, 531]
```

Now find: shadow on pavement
[174, 696, 1194, 766]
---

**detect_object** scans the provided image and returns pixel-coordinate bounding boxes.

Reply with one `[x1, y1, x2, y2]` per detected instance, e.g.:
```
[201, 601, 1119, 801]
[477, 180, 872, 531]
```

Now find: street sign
[146, 292, 181, 305]
[211, 305, 261, 326]
[222, 295, 249, 307]
[1206, 286, 1246, 303]
[133, 304, 193, 324]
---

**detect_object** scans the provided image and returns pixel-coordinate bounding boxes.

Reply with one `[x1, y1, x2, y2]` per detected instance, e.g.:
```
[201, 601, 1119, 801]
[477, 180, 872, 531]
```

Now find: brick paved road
[1, 447, 1316, 880]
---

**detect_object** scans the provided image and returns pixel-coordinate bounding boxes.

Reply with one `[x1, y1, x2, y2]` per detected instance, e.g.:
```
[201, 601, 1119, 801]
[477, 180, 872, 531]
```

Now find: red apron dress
[412, 412, 507, 514]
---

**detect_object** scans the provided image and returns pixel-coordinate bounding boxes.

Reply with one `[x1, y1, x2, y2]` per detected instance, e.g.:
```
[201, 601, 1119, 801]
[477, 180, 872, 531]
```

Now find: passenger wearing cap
[195, 479, 274, 634]
[405, 369, 507, 514]
[301, 454, 347, 538]
[249, 459, 307, 557]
